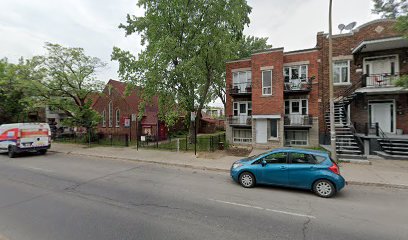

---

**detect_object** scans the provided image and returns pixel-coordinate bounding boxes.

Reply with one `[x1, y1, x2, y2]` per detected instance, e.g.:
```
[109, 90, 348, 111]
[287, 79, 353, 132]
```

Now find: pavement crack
[64, 165, 143, 192]
[302, 217, 311, 240]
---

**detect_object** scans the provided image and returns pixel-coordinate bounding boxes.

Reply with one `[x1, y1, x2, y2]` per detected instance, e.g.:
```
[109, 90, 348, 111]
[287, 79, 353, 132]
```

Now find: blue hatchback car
[230, 148, 346, 198]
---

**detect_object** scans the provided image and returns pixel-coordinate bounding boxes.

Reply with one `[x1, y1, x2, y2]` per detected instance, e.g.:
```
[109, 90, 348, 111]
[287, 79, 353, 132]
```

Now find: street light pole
[328, 0, 337, 161]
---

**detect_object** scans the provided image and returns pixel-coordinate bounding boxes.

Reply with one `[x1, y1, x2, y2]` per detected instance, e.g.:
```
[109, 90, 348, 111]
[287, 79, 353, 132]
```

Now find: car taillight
[329, 162, 340, 175]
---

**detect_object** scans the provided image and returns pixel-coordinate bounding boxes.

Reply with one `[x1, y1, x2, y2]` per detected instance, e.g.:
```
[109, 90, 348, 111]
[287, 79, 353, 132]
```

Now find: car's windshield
[245, 151, 270, 161]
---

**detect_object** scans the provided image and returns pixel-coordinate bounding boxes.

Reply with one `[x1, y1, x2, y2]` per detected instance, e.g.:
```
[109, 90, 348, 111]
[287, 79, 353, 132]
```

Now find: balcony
[227, 116, 252, 127]
[229, 82, 252, 96]
[362, 73, 399, 87]
[284, 79, 312, 94]
[284, 115, 313, 128]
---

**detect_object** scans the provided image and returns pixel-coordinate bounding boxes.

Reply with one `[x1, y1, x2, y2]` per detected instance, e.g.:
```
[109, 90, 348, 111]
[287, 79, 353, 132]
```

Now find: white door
[238, 103, 247, 124]
[370, 103, 394, 133]
[256, 119, 268, 143]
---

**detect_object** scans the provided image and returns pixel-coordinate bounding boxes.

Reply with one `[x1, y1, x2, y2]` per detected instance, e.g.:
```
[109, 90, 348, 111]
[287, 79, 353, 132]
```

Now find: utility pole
[328, 0, 337, 161]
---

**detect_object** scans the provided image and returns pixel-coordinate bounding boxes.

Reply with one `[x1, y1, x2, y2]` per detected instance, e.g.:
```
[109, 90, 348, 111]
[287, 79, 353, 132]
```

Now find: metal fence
[139, 133, 226, 152]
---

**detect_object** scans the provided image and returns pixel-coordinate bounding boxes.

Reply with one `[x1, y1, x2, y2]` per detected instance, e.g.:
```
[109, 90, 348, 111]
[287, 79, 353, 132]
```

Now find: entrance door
[256, 119, 267, 143]
[370, 102, 394, 133]
[238, 103, 247, 124]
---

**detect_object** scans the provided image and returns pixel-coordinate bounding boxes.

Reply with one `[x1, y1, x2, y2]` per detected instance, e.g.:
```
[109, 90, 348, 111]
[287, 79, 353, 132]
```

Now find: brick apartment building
[92, 79, 168, 141]
[226, 47, 320, 149]
[226, 19, 408, 159]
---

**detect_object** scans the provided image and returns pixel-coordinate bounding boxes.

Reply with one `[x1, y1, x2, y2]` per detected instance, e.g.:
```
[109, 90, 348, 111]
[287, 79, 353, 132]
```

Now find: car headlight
[232, 163, 243, 169]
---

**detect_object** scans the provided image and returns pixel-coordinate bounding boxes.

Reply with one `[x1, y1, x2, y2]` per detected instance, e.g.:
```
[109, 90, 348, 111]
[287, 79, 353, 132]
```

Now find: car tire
[8, 146, 16, 158]
[239, 172, 256, 188]
[38, 149, 47, 155]
[313, 179, 336, 198]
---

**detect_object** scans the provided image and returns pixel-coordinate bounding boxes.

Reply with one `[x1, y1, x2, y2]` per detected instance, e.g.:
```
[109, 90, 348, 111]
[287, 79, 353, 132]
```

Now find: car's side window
[314, 155, 326, 164]
[263, 152, 287, 164]
[290, 152, 316, 164]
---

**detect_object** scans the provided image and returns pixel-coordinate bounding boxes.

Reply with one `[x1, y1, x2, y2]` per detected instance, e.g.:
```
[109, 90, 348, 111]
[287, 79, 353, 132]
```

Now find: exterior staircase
[325, 92, 367, 162]
[377, 137, 408, 159]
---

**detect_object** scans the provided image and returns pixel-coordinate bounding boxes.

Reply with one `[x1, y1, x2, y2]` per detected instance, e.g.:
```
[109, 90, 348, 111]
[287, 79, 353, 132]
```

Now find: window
[233, 101, 252, 116]
[262, 70, 272, 95]
[108, 101, 113, 127]
[115, 109, 120, 127]
[268, 119, 278, 139]
[233, 129, 252, 143]
[284, 99, 308, 115]
[285, 130, 308, 146]
[232, 71, 252, 93]
[284, 65, 308, 82]
[289, 152, 316, 164]
[333, 61, 350, 84]
[102, 110, 106, 127]
[263, 152, 287, 164]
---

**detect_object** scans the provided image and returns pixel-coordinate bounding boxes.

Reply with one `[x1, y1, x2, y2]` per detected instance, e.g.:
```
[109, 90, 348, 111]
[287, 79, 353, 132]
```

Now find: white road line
[208, 199, 316, 219]
[25, 166, 54, 173]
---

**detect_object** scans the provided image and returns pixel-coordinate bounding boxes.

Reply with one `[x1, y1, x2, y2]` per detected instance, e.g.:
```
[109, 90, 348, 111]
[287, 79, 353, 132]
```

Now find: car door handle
[280, 166, 286, 170]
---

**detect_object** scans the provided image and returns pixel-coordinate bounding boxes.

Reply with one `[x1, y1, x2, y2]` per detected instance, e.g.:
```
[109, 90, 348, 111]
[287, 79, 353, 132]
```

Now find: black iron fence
[139, 133, 226, 152]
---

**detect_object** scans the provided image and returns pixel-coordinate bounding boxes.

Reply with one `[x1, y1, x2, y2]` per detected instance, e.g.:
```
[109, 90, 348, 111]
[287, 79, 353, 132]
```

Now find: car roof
[268, 148, 330, 157]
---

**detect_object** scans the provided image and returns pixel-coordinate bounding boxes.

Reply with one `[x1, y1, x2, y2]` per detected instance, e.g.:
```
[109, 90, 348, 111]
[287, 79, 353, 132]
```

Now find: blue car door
[287, 152, 318, 189]
[259, 152, 289, 186]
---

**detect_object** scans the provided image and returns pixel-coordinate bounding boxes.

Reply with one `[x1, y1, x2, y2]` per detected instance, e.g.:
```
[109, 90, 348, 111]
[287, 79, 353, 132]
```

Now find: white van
[0, 123, 51, 158]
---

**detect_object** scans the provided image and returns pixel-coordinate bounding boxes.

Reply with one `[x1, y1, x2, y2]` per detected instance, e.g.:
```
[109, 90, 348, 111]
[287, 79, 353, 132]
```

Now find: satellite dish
[345, 22, 357, 31]
[338, 24, 345, 33]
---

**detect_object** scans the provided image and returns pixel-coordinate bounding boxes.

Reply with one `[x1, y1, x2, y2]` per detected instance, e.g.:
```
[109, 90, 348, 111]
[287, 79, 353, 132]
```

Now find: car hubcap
[241, 174, 252, 187]
[316, 182, 332, 196]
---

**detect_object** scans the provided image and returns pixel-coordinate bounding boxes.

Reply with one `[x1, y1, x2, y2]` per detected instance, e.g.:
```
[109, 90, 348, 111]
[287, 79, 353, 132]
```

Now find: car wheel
[8, 146, 16, 158]
[313, 179, 336, 198]
[239, 172, 256, 188]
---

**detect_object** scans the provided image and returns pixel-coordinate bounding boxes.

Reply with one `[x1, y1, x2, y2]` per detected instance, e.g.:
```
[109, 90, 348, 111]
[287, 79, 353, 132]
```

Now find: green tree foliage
[372, 0, 407, 19]
[33, 43, 106, 130]
[211, 35, 272, 108]
[0, 58, 40, 124]
[112, 0, 252, 137]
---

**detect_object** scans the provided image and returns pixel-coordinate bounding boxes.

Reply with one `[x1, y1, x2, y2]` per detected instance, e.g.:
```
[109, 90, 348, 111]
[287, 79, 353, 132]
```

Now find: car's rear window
[314, 155, 327, 164]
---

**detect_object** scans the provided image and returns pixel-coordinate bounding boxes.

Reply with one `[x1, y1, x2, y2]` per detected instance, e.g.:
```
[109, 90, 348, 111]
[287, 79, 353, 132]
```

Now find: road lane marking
[25, 166, 54, 173]
[208, 199, 316, 219]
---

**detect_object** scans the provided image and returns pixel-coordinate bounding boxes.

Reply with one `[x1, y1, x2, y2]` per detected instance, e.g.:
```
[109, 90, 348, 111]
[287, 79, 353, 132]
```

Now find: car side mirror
[261, 160, 267, 167]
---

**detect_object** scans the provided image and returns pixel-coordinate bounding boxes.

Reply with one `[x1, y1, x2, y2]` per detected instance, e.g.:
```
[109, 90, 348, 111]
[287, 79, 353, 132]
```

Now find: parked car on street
[230, 148, 346, 198]
[0, 123, 51, 158]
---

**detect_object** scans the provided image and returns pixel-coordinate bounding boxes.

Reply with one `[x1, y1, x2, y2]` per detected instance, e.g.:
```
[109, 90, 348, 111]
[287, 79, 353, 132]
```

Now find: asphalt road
[0, 151, 407, 240]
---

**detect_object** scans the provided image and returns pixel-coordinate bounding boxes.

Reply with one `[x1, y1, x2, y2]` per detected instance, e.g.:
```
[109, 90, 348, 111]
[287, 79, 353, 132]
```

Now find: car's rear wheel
[313, 179, 336, 198]
[239, 172, 256, 188]
[8, 146, 16, 158]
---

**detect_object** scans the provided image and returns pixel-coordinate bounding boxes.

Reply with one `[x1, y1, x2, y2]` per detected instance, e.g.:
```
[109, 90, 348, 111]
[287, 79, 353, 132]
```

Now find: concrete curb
[50, 150, 408, 190]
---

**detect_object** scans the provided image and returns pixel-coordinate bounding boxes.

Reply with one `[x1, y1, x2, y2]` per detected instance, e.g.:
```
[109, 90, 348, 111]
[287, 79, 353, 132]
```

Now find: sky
[0, 0, 378, 106]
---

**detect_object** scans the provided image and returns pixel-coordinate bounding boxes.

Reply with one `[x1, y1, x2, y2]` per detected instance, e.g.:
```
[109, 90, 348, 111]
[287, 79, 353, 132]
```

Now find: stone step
[337, 154, 367, 160]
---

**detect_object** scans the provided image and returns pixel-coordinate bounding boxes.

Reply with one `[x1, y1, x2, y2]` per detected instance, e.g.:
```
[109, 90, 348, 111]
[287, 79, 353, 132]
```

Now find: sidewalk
[51, 143, 408, 189]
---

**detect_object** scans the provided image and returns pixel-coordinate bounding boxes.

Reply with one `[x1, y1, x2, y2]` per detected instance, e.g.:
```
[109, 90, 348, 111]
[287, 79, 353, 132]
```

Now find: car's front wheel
[8, 146, 16, 158]
[239, 172, 256, 188]
[313, 179, 336, 198]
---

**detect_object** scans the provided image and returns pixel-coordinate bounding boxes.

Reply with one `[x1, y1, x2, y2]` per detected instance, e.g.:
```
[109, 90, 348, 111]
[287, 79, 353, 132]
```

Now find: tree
[32, 43, 106, 131]
[211, 35, 272, 109]
[372, 0, 407, 19]
[112, 0, 252, 139]
[0, 58, 40, 124]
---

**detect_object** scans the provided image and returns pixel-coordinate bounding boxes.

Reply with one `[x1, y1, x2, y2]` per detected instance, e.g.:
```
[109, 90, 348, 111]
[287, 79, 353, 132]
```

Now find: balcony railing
[284, 115, 313, 127]
[363, 73, 399, 87]
[229, 82, 252, 95]
[284, 78, 313, 93]
[227, 116, 252, 126]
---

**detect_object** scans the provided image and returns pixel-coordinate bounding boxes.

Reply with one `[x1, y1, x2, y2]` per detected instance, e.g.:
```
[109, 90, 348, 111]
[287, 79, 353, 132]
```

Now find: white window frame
[285, 99, 308, 115]
[102, 110, 106, 127]
[108, 101, 113, 128]
[262, 70, 272, 96]
[284, 65, 308, 83]
[285, 130, 309, 146]
[333, 60, 351, 85]
[232, 128, 252, 144]
[232, 71, 252, 85]
[233, 101, 252, 116]
[115, 109, 120, 127]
